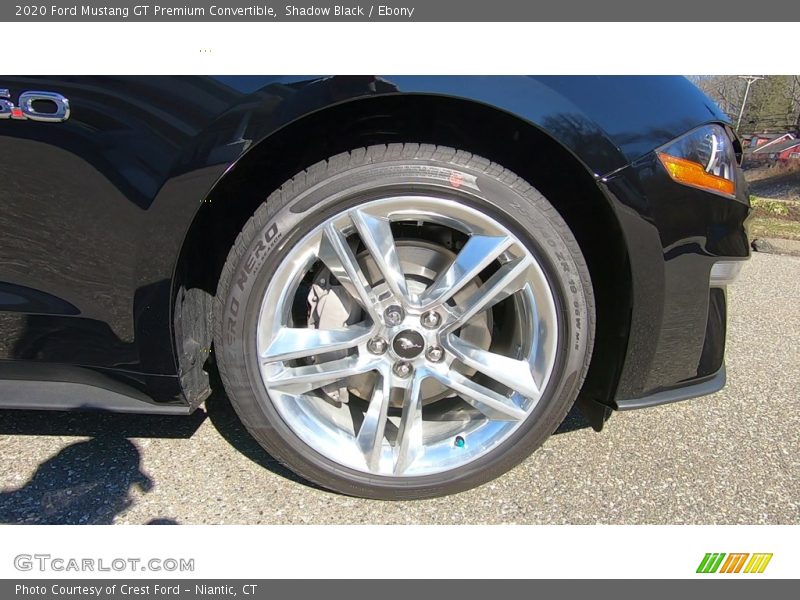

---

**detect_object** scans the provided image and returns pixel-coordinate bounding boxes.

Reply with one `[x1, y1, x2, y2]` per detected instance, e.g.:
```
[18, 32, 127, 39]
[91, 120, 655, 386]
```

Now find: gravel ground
[1, 252, 798, 525]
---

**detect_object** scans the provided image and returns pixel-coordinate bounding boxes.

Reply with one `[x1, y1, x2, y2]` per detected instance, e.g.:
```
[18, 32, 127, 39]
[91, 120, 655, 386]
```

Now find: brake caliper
[307, 274, 361, 404]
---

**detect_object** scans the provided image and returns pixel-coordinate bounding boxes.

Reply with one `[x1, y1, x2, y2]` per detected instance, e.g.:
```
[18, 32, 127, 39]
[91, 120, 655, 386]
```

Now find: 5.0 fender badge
[0, 89, 70, 122]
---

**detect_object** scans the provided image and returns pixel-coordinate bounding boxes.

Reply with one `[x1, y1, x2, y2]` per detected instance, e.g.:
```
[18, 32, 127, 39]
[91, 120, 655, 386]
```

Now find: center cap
[392, 329, 425, 359]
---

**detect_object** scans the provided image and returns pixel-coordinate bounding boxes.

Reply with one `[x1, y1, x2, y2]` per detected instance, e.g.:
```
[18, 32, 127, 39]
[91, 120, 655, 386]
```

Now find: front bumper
[614, 279, 732, 410]
[600, 148, 750, 409]
[616, 366, 726, 411]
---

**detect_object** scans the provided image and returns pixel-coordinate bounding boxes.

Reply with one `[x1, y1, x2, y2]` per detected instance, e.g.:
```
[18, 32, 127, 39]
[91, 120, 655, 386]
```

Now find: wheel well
[176, 94, 632, 417]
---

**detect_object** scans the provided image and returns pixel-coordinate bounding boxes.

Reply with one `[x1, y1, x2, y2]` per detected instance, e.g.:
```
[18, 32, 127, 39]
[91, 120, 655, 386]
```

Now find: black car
[0, 76, 749, 498]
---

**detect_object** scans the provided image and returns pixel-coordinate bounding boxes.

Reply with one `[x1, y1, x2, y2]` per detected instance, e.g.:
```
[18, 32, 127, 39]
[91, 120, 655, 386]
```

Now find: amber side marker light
[657, 152, 735, 197]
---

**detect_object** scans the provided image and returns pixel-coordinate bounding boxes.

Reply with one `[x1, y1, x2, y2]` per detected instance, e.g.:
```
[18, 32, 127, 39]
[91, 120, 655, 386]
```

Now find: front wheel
[214, 144, 594, 499]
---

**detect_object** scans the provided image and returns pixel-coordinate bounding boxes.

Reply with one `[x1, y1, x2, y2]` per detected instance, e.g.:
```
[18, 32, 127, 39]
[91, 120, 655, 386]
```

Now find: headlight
[657, 124, 736, 198]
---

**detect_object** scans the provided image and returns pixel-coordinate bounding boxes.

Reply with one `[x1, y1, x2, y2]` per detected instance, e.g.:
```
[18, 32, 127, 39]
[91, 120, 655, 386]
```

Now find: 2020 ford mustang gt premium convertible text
[0, 76, 749, 498]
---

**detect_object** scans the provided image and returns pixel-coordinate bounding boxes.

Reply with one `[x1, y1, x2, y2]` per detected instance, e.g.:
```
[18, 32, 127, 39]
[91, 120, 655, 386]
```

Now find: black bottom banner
[2, 580, 795, 600]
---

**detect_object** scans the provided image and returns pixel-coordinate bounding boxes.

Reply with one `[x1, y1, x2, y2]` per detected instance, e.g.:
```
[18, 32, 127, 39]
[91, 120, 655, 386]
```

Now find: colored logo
[696, 553, 773, 574]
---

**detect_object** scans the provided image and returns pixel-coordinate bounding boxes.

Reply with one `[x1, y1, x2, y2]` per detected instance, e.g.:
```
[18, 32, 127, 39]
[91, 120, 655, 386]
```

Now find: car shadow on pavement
[0, 388, 592, 520]
[0, 409, 205, 524]
[203, 391, 326, 491]
[0, 408, 206, 439]
[553, 405, 592, 435]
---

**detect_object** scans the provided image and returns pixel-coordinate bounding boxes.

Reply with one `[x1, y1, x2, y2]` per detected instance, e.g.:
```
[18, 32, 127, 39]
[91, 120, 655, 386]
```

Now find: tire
[213, 143, 594, 499]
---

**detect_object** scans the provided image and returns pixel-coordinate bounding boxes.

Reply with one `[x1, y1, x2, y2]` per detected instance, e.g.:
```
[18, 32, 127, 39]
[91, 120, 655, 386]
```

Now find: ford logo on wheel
[392, 330, 425, 359]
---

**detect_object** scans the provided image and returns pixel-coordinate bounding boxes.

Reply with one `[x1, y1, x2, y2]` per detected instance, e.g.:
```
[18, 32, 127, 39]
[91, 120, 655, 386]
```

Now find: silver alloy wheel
[256, 196, 559, 477]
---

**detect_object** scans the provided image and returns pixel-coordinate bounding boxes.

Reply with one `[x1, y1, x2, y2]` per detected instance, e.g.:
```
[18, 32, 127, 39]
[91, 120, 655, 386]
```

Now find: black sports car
[0, 76, 750, 498]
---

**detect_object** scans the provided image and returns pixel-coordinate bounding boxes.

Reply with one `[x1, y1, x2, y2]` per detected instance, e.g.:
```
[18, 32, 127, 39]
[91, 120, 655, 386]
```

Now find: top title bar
[3, 1, 798, 21]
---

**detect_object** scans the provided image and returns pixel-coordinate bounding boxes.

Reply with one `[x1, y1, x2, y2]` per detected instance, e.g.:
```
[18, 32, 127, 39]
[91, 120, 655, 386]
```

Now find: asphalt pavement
[1, 252, 798, 524]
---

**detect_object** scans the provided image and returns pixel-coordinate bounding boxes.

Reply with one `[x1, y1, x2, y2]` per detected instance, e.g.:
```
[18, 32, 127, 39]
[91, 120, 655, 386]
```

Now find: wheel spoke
[446, 336, 541, 402]
[429, 369, 527, 421]
[264, 355, 376, 395]
[393, 373, 424, 475]
[418, 235, 512, 309]
[256, 194, 562, 479]
[261, 323, 372, 363]
[318, 224, 380, 320]
[355, 371, 392, 473]
[351, 209, 409, 300]
[447, 256, 532, 329]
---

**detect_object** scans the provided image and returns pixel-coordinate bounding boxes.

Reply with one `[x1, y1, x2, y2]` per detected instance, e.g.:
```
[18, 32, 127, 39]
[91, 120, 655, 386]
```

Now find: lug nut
[426, 346, 444, 363]
[384, 305, 404, 326]
[393, 361, 413, 378]
[367, 337, 388, 355]
[421, 310, 441, 329]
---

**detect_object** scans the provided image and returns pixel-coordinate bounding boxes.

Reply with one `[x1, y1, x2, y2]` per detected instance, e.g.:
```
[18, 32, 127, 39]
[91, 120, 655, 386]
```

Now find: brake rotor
[348, 240, 492, 406]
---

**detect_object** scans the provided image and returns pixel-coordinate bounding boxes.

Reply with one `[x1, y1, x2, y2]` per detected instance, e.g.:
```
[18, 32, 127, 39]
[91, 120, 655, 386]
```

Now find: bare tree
[690, 75, 800, 134]
[690, 75, 744, 118]
[789, 76, 800, 132]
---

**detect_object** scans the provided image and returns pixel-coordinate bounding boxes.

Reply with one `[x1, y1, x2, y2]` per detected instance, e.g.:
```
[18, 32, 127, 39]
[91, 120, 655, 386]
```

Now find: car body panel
[0, 75, 749, 414]
[602, 155, 749, 400]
